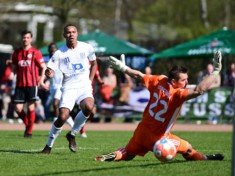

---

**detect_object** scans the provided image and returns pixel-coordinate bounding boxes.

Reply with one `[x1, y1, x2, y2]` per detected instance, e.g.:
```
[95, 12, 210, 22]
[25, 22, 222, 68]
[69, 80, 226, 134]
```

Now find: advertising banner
[180, 87, 234, 122]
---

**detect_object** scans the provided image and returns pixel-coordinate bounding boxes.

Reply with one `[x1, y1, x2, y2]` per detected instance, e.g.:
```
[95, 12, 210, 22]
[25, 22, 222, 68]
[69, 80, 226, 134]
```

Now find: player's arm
[109, 56, 145, 82]
[125, 67, 145, 82]
[89, 60, 98, 82]
[186, 74, 220, 100]
[44, 52, 59, 79]
[95, 69, 104, 85]
[39, 62, 50, 90]
[185, 51, 222, 100]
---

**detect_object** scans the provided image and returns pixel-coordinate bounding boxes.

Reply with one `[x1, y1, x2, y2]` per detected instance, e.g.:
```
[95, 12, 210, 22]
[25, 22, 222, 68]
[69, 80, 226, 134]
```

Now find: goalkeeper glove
[212, 50, 222, 75]
[109, 56, 128, 72]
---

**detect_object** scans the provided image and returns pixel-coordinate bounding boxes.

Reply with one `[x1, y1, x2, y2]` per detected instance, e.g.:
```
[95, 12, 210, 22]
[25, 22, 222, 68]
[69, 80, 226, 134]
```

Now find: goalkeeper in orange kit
[96, 51, 224, 162]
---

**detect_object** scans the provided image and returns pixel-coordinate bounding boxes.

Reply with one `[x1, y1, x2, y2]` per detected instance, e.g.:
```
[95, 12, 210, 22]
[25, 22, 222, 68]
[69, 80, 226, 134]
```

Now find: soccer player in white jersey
[45, 42, 86, 136]
[41, 24, 97, 154]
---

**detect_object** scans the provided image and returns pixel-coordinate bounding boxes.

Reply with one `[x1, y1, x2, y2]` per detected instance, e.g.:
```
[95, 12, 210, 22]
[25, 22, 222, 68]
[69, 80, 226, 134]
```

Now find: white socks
[46, 112, 87, 148]
[71, 111, 88, 136]
[53, 116, 74, 127]
[66, 116, 74, 127]
[47, 124, 62, 148]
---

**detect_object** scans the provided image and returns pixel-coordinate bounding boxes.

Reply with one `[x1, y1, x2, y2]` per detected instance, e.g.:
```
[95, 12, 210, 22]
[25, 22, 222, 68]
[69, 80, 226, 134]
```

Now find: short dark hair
[48, 42, 57, 50]
[21, 30, 33, 37]
[63, 24, 78, 33]
[48, 42, 57, 57]
[168, 65, 188, 82]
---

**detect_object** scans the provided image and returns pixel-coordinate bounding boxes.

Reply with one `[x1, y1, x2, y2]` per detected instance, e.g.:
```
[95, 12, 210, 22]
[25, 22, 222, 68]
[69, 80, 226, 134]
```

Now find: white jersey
[47, 41, 96, 90]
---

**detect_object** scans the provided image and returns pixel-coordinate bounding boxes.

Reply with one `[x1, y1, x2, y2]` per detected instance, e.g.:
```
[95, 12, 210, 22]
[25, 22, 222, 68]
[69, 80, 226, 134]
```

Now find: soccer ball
[153, 138, 177, 162]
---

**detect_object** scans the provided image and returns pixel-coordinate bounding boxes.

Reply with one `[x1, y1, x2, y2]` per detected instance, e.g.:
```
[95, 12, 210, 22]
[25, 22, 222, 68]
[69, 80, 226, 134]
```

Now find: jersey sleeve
[142, 75, 165, 89]
[143, 75, 154, 89]
[47, 51, 59, 71]
[35, 50, 44, 66]
[176, 88, 189, 102]
[87, 44, 96, 61]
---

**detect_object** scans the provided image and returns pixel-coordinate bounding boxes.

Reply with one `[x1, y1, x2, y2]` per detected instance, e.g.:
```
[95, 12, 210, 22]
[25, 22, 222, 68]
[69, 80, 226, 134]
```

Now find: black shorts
[13, 86, 39, 104]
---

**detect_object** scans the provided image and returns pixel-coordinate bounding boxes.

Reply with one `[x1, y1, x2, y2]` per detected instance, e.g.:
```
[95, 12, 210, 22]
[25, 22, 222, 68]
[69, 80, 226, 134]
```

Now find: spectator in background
[11, 30, 48, 138]
[99, 67, 117, 122]
[223, 63, 235, 114]
[119, 73, 133, 105]
[223, 63, 235, 88]
[0, 59, 14, 121]
[145, 66, 152, 75]
[197, 63, 221, 124]
[99, 67, 117, 104]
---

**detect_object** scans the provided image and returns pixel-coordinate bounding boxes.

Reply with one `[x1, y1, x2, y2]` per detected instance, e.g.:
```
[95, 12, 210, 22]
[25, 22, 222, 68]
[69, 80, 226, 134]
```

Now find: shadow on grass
[0, 149, 40, 154]
[13, 134, 49, 137]
[26, 160, 187, 176]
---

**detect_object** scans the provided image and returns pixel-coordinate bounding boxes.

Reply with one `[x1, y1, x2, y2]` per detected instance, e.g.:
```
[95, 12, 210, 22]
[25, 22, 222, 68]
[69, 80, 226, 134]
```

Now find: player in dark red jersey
[11, 30, 48, 138]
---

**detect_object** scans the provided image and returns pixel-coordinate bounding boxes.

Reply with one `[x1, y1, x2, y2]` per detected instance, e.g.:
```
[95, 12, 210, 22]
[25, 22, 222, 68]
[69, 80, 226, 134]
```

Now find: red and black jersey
[12, 47, 44, 87]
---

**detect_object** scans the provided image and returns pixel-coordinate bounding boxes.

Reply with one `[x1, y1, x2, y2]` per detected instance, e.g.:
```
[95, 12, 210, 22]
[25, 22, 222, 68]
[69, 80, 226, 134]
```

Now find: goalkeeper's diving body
[96, 51, 224, 162]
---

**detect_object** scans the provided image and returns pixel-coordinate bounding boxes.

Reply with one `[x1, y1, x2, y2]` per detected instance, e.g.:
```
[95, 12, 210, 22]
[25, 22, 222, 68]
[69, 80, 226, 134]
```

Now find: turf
[0, 130, 232, 176]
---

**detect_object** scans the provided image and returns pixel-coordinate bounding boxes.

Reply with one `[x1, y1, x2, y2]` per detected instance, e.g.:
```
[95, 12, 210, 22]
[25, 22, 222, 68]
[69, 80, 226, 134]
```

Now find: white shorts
[54, 88, 62, 100]
[59, 87, 93, 111]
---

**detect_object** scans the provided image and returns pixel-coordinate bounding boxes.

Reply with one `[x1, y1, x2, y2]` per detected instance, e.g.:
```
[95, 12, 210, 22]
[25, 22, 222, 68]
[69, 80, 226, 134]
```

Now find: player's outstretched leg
[182, 148, 224, 161]
[182, 149, 206, 160]
[95, 152, 116, 162]
[95, 148, 134, 162]
[66, 131, 77, 152]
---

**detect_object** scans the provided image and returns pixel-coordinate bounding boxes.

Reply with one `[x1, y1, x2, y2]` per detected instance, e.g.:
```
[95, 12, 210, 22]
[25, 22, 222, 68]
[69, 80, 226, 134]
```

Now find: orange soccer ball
[153, 138, 177, 162]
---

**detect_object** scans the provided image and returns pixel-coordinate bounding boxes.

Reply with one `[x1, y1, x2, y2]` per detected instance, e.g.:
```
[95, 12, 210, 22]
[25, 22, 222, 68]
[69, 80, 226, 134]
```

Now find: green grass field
[0, 130, 232, 176]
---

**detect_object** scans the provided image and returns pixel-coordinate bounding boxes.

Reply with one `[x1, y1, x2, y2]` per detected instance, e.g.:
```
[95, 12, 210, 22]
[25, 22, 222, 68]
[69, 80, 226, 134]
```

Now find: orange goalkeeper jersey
[138, 74, 189, 135]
